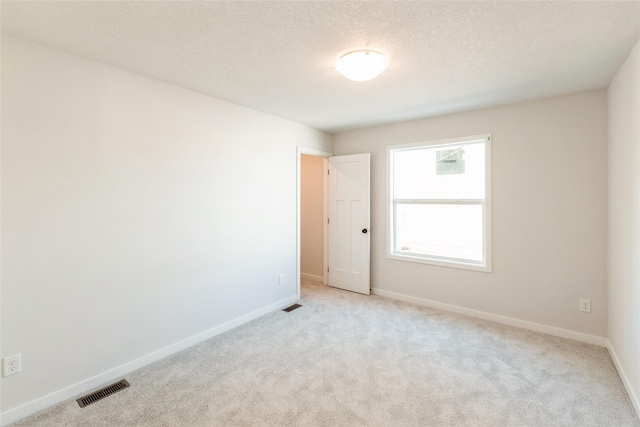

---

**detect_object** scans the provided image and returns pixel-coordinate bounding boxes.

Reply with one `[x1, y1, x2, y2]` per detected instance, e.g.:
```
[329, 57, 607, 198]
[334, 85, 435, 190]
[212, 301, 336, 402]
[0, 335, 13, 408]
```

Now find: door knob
[362, 228, 368, 234]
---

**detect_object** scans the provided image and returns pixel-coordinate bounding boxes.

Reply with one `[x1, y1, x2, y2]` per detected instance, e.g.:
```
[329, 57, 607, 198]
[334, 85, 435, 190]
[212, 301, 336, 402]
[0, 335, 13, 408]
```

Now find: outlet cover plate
[3, 354, 22, 377]
[580, 299, 591, 313]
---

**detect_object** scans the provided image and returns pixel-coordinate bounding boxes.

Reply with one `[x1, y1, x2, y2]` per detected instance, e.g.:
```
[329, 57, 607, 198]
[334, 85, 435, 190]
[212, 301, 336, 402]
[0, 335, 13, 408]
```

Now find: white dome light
[335, 50, 388, 82]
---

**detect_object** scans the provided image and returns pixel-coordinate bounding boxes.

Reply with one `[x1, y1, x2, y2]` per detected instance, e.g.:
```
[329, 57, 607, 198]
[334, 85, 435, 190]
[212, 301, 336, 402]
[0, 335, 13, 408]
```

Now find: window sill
[387, 253, 492, 273]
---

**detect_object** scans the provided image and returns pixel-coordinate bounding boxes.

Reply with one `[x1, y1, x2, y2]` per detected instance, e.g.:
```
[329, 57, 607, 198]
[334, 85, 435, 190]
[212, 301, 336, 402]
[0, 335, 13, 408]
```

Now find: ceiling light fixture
[335, 50, 388, 82]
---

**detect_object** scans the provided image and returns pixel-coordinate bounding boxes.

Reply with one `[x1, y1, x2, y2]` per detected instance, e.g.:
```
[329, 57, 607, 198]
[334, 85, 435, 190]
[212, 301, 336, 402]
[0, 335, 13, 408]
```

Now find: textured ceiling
[2, 1, 639, 133]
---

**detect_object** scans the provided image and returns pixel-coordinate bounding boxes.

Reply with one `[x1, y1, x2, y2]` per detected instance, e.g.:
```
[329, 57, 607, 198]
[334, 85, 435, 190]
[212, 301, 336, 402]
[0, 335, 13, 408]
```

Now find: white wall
[608, 38, 640, 414]
[334, 90, 608, 339]
[300, 154, 324, 281]
[0, 35, 331, 421]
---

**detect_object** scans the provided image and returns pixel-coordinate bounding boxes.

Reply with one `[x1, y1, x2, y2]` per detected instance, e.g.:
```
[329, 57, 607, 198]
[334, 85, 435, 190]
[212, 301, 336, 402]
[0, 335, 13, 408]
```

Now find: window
[388, 134, 491, 272]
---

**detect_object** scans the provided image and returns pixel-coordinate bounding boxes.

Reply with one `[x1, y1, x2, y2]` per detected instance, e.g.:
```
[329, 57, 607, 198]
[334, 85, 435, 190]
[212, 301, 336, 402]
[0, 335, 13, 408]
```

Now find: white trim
[388, 133, 490, 151]
[387, 253, 490, 273]
[387, 134, 492, 273]
[607, 340, 640, 419]
[0, 295, 298, 426]
[322, 157, 328, 285]
[296, 147, 332, 299]
[394, 199, 484, 205]
[300, 273, 324, 284]
[371, 288, 607, 347]
[484, 137, 493, 273]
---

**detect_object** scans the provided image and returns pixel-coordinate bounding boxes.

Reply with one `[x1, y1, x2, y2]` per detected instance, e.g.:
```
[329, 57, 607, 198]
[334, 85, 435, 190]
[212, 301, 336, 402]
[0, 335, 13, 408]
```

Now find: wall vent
[282, 304, 302, 312]
[77, 379, 130, 408]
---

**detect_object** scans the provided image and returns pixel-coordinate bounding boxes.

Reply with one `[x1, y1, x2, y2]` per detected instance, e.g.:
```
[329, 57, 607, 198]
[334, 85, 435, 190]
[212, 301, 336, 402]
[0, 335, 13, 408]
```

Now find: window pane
[393, 142, 485, 199]
[395, 204, 483, 262]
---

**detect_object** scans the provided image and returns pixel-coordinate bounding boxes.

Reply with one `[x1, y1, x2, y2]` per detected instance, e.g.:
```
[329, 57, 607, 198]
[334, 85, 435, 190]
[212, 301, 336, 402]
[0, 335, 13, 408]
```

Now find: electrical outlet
[3, 354, 21, 377]
[279, 274, 285, 284]
[580, 299, 591, 313]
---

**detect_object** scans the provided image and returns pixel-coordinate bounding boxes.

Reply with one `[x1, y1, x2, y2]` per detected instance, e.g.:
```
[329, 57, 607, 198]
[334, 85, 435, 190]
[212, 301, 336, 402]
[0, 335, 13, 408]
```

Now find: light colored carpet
[12, 281, 639, 426]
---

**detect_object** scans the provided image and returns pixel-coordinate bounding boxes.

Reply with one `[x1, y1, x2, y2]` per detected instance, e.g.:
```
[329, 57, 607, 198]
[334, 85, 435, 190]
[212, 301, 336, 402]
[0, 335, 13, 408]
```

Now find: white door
[328, 153, 370, 295]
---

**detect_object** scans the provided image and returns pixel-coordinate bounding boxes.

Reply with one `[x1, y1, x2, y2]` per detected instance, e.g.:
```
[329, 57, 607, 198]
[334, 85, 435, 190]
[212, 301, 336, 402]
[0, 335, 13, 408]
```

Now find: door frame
[296, 147, 332, 299]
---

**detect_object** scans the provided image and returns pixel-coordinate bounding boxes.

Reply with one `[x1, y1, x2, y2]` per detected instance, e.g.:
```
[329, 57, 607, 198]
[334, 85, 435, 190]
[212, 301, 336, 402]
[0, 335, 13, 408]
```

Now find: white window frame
[387, 134, 492, 272]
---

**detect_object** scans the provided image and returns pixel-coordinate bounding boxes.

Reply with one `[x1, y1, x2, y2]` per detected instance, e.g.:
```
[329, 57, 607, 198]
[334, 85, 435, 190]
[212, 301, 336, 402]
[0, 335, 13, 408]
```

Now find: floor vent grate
[283, 303, 302, 312]
[77, 379, 130, 408]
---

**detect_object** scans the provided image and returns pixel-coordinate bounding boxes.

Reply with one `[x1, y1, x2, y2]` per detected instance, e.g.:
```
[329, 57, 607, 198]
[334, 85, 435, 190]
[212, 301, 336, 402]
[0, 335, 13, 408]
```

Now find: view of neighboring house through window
[387, 134, 491, 272]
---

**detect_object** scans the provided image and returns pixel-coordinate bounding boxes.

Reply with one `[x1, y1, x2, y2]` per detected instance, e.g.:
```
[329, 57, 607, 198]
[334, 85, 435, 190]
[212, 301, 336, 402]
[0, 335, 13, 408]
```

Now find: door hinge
[328, 169, 330, 175]
[327, 267, 330, 273]
[327, 218, 330, 224]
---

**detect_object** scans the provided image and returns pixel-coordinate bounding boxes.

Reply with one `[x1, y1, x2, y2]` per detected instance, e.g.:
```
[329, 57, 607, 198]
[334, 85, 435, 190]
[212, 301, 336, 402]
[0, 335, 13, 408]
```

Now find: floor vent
[77, 379, 130, 408]
[283, 303, 302, 312]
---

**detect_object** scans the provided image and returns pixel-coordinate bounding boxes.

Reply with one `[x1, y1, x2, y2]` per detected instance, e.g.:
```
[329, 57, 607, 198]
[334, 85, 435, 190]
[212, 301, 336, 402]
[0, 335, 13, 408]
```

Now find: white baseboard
[300, 273, 324, 284]
[606, 340, 640, 419]
[0, 294, 299, 426]
[371, 288, 607, 347]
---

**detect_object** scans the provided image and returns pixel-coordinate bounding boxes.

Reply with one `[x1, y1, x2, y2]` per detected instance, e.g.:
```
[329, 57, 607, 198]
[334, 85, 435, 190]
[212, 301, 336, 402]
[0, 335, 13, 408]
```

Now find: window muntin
[388, 134, 491, 272]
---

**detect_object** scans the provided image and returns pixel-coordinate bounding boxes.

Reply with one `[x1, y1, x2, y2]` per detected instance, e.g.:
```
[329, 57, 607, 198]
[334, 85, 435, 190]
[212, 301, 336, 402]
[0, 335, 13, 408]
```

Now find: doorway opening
[296, 148, 331, 299]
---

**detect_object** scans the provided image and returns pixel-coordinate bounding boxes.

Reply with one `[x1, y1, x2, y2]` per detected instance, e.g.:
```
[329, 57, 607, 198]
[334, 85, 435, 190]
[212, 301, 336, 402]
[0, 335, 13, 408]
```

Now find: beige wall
[334, 90, 608, 338]
[608, 38, 640, 414]
[300, 154, 325, 281]
[0, 35, 332, 421]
